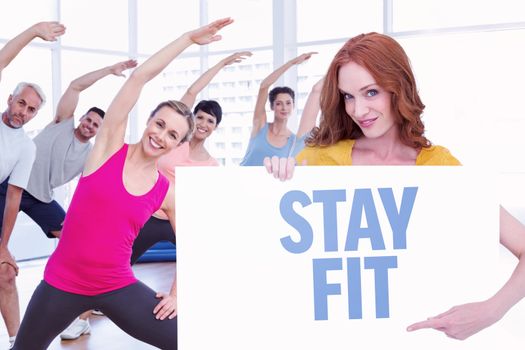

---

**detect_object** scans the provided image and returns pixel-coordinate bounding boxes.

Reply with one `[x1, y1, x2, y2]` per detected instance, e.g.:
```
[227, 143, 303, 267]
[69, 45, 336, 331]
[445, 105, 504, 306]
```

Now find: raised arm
[0, 22, 65, 81]
[251, 52, 317, 137]
[407, 206, 525, 340]
[180, 51, 252, 108]
[296, 76, 324, 139]
[54, 59, 138, 123]
[85, 18, 233, 172]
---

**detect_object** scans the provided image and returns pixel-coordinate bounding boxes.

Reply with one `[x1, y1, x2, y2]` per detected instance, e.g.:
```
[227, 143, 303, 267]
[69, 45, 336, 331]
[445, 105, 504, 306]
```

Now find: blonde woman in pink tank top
[13, 18, 233, 350]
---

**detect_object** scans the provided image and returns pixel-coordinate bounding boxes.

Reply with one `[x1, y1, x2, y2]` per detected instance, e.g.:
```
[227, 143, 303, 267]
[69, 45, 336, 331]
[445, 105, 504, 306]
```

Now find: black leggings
[13, 280, 177, 350]
[131, 216, 176, 265]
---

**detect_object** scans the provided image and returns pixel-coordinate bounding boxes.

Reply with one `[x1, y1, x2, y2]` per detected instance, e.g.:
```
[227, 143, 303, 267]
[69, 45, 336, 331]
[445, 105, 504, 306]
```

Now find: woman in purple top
[13, 18, 233, 350]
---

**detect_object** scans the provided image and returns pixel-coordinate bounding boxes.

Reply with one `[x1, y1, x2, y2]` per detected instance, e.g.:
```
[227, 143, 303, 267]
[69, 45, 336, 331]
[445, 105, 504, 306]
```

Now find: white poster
[176, 166, 522, 349]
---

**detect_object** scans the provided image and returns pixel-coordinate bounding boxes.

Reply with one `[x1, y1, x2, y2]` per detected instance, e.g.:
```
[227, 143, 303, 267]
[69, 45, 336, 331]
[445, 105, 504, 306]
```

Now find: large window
[138, 57, 201, 127]
[208, 0, 272, 50]
[393, 0, 525, 31]
[137, 0, 200, 55]
[0, 1, 56, 38]
[297, 0, 383, 42]
[61, 0, 129, 52]
[60, 51, 130, 120]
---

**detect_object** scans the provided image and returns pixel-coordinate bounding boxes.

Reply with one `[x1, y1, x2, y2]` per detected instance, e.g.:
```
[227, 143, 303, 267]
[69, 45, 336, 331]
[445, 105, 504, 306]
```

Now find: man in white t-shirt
[2, 59, 137, 238]
[0, 21, 66, 349]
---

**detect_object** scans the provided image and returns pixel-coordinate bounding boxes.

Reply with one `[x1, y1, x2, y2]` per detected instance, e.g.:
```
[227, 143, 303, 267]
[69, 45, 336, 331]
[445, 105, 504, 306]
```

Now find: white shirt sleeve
[8, 140, 36, 189]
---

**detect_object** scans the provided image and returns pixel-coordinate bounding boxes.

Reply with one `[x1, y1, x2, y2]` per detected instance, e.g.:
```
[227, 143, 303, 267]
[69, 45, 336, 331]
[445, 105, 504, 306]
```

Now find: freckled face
[338, 61, 395, 139]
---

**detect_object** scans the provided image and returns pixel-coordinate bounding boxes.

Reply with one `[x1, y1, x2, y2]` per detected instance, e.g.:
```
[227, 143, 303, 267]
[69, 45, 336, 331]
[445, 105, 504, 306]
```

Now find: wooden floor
[0, 259, 176, 350]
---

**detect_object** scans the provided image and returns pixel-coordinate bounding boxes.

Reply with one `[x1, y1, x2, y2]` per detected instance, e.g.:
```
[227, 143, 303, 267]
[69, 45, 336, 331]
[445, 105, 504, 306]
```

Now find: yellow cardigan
[296, 139, 461, 165]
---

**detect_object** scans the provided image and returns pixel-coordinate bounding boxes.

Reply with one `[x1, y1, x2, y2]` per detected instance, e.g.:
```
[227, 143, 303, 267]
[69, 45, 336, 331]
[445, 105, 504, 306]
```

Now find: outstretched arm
[180, 51, 252, 108]
[54, 59, 138, 123]
[250, 51, 317, 137]
[407, 206, 525, 340]
[0, 21, 65, 81]
[296, 76, 323, 139]
[84, 18, 233, 174]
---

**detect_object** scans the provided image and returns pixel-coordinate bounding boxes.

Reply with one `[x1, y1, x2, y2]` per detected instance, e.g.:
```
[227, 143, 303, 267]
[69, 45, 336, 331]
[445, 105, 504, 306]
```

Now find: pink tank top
[157, 142, 219, 184]
[154, 142, 219, 220]
[44, 144, 169, 295]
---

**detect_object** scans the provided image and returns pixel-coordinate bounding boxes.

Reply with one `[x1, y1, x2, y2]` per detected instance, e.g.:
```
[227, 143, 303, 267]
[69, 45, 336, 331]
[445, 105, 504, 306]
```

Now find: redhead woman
[265, 32, 525, 341]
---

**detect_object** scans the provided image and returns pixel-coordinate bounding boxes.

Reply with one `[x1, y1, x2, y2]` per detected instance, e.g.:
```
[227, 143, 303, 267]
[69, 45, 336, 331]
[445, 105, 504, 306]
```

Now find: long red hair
[307, 32, 429, 148]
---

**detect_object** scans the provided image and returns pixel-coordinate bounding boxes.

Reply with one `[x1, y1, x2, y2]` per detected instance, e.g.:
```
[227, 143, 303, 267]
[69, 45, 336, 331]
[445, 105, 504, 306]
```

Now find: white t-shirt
[0, 119, 36, 188]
